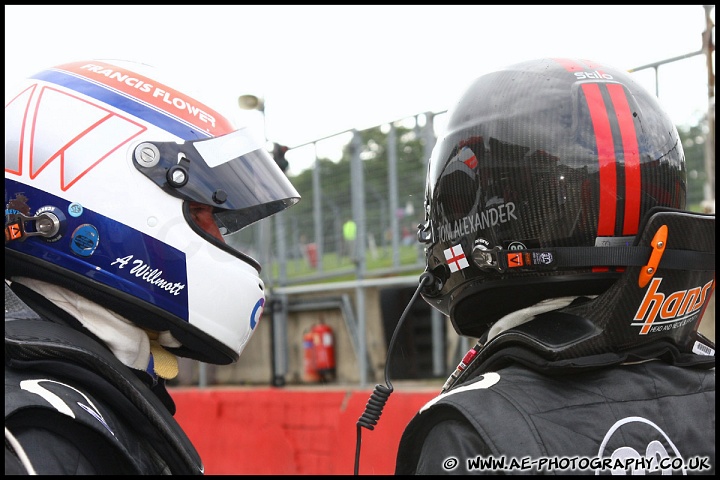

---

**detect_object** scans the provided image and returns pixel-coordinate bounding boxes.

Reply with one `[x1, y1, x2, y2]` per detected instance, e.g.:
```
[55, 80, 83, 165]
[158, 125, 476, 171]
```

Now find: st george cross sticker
[444, 244, 469, 273]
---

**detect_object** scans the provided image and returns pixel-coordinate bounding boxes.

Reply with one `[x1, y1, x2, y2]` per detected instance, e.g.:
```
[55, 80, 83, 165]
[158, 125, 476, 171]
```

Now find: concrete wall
[169, 386, 437, 475]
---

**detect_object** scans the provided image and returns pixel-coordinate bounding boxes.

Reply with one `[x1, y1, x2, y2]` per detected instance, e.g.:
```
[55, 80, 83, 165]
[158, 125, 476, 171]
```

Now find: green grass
[268, 245, 424, 283]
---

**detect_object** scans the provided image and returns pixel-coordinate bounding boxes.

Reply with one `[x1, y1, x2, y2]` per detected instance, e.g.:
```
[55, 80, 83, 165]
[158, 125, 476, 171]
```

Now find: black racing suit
[395, 360, 715, 475]
[5, 282, 204, 475]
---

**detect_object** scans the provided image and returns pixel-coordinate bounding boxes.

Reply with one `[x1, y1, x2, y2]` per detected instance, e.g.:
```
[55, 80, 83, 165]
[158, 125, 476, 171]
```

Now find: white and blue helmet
[5, 59, 300, 364]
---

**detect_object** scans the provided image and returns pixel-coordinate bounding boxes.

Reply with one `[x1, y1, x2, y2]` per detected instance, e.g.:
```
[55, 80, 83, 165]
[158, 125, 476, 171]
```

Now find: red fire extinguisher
[311, 321, 336, 382]
[302, 329, 319, 383]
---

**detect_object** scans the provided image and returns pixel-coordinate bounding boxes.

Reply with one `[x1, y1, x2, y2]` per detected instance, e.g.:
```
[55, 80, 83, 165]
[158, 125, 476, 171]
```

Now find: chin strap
[472, 243, 714, 274]
[5, 210, 65, 243]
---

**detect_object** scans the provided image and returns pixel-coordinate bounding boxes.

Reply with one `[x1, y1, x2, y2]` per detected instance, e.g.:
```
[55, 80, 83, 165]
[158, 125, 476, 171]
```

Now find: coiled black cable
[356, 383, 392, 431]
[353, 272, 435, 475]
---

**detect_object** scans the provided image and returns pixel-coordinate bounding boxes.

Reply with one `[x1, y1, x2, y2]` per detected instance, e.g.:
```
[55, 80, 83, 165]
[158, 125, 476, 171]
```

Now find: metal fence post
[350, 130, 369, 387]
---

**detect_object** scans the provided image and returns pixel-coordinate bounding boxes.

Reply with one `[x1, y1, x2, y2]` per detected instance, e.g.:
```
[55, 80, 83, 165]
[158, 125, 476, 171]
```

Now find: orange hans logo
[633, 277, 714, 335]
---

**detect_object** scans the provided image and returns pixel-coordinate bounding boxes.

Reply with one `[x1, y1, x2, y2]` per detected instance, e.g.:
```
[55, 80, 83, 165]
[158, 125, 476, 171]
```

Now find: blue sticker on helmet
[70, 224, 99, 257]
[68, 202, 83, 217]
[250, 297, 265, 330]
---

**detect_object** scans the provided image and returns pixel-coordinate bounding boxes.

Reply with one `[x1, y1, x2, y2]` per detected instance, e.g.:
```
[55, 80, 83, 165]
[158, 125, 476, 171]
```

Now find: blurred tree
[678, 121, 708, 209]
[285, 124, 426, 254]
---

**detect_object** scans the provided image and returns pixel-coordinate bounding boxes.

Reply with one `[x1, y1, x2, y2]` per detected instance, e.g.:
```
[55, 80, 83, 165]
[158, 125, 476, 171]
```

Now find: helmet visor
[134, 127, 300, 234]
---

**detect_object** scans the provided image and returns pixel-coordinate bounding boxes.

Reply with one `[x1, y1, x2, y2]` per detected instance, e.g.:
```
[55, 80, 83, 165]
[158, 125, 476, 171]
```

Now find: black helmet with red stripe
[419, 58, 715, 367]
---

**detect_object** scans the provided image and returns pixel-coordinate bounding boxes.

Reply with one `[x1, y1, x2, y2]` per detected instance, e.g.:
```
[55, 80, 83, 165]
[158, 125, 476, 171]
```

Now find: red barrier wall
[169, 387, 437, 475]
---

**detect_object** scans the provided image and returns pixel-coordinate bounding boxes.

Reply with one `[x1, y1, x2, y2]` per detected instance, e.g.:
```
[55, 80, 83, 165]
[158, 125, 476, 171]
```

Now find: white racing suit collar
[12, 277, 181, 379]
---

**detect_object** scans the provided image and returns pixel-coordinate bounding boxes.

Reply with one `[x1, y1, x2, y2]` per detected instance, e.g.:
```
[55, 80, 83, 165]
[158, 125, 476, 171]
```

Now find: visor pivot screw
[646, 267, 654, 275]
[167, 165, 188, 187]
[134, 143, 161, 168]
[212, 189, 228, 204]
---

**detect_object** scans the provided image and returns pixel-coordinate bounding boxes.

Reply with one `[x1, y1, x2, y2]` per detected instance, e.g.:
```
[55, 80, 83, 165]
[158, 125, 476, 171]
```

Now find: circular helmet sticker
[70, 224, 100, 257]
[68, 202, 84, 218]
[507, 241, 527, 250]
[250, 297, 265, 330]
